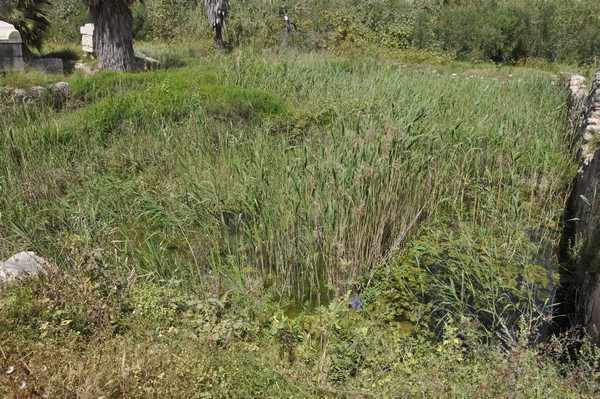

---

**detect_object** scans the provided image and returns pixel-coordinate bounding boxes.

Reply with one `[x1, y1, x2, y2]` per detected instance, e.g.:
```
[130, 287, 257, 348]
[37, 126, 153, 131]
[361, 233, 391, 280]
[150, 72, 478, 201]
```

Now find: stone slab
[81, 23, 94, 53]
[82, 35, 93, 47]
[31, 58, 64, 75]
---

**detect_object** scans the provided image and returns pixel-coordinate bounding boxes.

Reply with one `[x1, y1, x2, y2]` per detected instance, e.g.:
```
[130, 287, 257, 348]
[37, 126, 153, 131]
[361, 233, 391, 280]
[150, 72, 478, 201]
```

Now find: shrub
[45, 0, 88, 44]
[39, 0, 600, 65]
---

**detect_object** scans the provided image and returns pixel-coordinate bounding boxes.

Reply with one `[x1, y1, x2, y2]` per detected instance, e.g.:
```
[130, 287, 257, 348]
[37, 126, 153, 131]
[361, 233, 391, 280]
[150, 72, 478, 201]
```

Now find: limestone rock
[580, 74, 600, 163]
[5, 82, 72, 108]
[12, 88, 26, 102]
[563, 74, 588, 156]
[137, 55, 160, 71]
[0, 251, 49, 281]
[49, 81, 73, 103]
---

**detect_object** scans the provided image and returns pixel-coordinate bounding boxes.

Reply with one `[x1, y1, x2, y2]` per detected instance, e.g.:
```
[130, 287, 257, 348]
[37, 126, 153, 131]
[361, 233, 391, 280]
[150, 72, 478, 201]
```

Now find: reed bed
[0, 52, 573, 303]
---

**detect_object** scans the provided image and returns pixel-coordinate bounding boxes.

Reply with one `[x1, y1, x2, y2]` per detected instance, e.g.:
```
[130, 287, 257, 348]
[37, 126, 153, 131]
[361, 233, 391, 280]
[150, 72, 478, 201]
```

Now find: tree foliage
[432, 0, 600, 64]
[40, 0, 600, 66]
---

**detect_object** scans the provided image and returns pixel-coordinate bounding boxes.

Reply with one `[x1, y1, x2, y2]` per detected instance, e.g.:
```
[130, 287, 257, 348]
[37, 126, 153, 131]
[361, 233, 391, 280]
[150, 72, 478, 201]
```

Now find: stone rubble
[581, 74, 600, 165]
[1, 81, 73, 107]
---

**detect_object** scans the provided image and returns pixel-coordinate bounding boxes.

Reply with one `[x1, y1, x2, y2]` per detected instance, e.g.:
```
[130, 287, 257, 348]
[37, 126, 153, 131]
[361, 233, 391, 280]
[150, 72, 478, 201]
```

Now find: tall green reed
[0, 52, 574, 303]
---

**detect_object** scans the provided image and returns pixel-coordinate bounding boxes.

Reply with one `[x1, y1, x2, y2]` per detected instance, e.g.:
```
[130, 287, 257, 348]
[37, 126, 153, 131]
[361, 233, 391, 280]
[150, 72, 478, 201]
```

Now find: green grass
[0, 68, 64, 90]
[0, 49, 593, 397]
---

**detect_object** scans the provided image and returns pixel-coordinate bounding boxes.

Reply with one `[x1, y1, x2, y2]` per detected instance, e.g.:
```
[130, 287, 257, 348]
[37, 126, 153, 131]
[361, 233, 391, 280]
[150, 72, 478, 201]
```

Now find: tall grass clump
[192, 117, 432, 300]
[210, 53, 573, 320]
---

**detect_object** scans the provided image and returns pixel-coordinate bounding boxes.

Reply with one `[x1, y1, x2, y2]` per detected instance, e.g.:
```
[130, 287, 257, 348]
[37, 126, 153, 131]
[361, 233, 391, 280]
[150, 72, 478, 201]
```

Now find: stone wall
[562, 72, 600, 341]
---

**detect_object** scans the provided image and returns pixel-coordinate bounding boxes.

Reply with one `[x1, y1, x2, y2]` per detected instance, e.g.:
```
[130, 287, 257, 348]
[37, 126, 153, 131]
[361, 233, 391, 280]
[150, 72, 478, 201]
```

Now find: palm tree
[87, 0, 138, 71]
[0, 0, 51, 52]
[204, 0, 228, 52]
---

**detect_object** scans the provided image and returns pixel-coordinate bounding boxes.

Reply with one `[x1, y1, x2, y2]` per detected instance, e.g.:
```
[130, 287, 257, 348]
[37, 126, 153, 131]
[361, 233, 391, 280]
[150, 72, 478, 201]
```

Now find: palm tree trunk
[205, 0, 228, 53]
[88, 2, 135, 72]
[215, 23, 223, 52]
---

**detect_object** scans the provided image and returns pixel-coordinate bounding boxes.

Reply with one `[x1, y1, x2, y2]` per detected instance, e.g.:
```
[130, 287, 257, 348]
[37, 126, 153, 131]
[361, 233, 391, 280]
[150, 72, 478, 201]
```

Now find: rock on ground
[0, 251, 49, 281]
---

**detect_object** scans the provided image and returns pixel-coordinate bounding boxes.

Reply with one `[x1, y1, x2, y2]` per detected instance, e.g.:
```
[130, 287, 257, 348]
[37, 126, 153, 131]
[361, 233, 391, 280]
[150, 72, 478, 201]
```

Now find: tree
[204, 0, 228, 52]
[87, 0, 138, 71]
[0, 0, 52, 52]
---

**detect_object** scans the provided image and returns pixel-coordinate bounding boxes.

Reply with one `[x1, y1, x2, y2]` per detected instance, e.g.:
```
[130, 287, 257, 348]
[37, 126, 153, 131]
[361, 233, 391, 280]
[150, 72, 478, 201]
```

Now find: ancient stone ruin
[0, 19, 64, 74]
[562, 72, 600, 341]
[0, 20, 25, 72]
[81, 23, 94, 54]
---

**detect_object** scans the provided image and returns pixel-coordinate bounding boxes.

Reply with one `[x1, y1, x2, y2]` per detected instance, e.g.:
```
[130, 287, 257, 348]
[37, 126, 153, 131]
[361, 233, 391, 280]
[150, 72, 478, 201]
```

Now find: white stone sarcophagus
[80, 23, 94, 53]
[0, 20, 25, 71]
